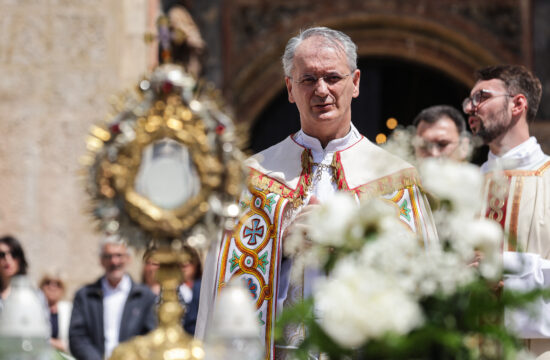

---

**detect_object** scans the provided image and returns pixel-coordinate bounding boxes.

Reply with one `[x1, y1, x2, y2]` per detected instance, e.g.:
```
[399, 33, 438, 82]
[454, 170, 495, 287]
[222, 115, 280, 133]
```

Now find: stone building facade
[0, 0, 548, 298]
[0, 0, 153, 297]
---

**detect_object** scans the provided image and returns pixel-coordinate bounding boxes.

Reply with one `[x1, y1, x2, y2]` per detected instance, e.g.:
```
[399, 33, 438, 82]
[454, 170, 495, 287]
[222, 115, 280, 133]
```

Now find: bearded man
[464, 64, 550, 359]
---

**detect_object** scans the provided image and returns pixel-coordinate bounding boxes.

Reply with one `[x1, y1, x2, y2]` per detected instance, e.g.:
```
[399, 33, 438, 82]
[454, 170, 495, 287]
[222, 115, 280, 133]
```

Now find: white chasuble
[198, 126, 438, 360]
[481, 137, 550, 357]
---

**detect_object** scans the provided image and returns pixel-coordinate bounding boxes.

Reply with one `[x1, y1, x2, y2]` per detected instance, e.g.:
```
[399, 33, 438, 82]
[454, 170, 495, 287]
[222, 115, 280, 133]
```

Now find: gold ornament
[83, 64, 246, 359]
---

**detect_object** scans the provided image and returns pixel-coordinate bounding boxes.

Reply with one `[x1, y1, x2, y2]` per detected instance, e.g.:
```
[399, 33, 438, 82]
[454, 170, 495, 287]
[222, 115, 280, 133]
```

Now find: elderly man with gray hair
[197, 26, 437, 360]
[68, 236, 156, 360]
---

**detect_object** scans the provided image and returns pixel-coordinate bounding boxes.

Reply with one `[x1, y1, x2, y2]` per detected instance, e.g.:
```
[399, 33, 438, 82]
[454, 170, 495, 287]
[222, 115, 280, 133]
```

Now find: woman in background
[142, 248, 161, 296]
[178, 245, 202, 335]
[0, 235, 28, 312]
[39, 271, 72, 354]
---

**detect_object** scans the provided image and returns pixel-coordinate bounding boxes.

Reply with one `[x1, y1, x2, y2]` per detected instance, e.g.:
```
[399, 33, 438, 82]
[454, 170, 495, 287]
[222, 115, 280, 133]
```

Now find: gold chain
[312, 162, 336, 183]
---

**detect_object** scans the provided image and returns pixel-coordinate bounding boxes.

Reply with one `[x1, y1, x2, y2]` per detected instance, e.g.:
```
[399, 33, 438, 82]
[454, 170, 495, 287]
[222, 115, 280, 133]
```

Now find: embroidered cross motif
[243, 218, 265, 245]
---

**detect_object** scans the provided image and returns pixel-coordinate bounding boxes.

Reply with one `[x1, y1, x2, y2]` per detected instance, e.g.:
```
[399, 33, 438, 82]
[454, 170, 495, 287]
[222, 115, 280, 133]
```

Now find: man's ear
[285, 77, 295, 103]
[352, 69, 360, 98]
[511, 94, 528, 117]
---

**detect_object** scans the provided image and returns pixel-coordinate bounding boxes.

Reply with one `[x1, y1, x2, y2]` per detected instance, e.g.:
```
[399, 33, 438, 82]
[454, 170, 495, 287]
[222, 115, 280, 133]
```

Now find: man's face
[415, 117, 463, 160]
[100, 243, 129, 285]
[285, 36, 360, 140]
[465, 79, 512, 144]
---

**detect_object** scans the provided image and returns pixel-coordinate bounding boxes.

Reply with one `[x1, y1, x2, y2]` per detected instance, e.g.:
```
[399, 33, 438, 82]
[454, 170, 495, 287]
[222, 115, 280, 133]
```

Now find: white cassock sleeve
[504, 251, 550, 338]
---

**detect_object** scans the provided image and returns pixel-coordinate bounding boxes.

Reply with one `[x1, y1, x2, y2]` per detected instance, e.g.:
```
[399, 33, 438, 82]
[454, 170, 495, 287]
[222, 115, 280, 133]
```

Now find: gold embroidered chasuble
[208, 135, 438, 360]
[482, 160, 550, 256]
[480, 138, 550, 357]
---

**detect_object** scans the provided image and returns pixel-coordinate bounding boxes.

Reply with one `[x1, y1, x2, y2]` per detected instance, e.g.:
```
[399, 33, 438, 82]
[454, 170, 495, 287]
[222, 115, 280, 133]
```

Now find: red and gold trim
[248, 149, 314, 207]
[484, 160, 550, 179]
[332, 150, 421, 199]
[215, 187, 288, 360]
[483, 160, 550, 251]
[508, 177, 524, 251]
[485, 177, 511, 229]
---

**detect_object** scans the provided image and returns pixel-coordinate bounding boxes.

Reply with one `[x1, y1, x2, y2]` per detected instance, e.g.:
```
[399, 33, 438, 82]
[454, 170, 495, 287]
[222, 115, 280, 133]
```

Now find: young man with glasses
[69, 236, 157, 360]
[197, 26, 437, 360]
[464, 65, 550, 358]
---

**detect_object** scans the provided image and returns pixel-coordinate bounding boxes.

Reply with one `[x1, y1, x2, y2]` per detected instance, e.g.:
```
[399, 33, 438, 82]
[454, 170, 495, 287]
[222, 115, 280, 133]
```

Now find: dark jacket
[68, 276, 157, 360]
[178, 279, 201, 335]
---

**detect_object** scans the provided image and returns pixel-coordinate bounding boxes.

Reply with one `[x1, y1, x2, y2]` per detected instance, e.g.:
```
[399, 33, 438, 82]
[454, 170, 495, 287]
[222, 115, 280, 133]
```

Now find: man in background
[463, 64, 550, 359]
[413, 104, 470, 161]
[69, 237, 156, 360]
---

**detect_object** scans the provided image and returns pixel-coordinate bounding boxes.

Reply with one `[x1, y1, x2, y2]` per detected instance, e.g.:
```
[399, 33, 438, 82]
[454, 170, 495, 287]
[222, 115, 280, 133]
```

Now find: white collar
[293, 123, 361, 155]
[482, 137, 550, 172]
[101, 274, 131, 294]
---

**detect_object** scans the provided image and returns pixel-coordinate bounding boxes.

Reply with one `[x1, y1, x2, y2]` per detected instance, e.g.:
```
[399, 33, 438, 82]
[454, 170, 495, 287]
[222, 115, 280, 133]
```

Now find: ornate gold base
[110, 247, 204, 360]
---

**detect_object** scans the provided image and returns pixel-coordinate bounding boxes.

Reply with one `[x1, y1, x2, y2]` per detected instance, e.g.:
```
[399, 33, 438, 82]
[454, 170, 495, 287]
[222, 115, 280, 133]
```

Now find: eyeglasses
[43, 279, 63, 288]
[415, 139, 458, 153]
[462, 89, 513, 113]
[291, 72, 353, 87]
[101, 253, 127, 260]
[0, 250, 13, 260]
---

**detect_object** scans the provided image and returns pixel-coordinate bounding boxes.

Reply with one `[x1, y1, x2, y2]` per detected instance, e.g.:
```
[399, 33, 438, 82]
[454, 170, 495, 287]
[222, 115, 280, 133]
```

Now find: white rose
[307, 192, 357, 247]
[315, 261, 424, 348]
[420, 159, 483, 214]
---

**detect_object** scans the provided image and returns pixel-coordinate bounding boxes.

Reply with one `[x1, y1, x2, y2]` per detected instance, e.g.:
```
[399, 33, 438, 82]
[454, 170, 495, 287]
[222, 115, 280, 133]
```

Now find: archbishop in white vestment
[196, 26, 438, 360]
[196, 124, 438, 359]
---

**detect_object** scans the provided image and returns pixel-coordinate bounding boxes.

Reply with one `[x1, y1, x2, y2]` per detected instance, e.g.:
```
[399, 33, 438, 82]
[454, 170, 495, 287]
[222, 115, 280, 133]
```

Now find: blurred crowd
[0, 235, 203, 359]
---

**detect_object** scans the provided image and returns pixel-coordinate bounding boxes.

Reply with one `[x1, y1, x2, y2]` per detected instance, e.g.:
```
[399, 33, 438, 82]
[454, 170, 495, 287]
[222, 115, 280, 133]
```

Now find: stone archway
[221, 2, 528, 129]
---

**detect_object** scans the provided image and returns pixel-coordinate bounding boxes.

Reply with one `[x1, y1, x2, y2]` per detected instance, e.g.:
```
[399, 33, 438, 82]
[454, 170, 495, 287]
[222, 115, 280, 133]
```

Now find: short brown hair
[413, 105, 466, 134]
[182, 245, 202, 280]
[476, 65, 542, 122]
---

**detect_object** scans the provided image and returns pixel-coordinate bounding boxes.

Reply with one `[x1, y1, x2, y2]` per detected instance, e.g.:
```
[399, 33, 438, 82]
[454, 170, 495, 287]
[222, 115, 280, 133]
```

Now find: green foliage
[277, 279, 550, 359]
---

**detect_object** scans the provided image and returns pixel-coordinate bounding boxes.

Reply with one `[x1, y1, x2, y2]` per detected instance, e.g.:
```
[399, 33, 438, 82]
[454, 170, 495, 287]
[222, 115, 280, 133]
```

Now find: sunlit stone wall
[0, 0, 151, 298]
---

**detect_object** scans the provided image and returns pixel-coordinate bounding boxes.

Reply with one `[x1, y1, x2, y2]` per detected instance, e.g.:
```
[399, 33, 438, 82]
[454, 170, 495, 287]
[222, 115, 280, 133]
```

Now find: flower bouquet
[278, 159, 544, 360]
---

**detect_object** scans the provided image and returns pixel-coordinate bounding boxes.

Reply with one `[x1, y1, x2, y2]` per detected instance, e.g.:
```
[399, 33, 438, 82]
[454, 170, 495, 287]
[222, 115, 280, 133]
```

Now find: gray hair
[99, 234, 129, 255]
[282, 26, 358, 77]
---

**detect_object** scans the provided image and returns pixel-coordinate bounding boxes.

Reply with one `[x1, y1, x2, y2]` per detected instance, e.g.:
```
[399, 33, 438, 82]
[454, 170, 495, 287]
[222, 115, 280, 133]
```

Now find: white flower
[381, 126, 417, 165]
[420, 159, 483, 214]
[464, 218, 503, 280]
[306, 192, 358, 247]
[315, 260, 424, 348]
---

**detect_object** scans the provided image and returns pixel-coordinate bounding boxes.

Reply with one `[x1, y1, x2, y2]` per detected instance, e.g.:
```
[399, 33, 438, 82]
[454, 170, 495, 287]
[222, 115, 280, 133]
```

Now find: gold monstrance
[82, 19, 245, 358]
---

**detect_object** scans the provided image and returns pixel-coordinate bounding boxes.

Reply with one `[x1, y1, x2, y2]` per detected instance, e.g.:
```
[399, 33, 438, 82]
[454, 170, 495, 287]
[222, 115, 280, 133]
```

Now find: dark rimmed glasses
[462, 89, 513, 113]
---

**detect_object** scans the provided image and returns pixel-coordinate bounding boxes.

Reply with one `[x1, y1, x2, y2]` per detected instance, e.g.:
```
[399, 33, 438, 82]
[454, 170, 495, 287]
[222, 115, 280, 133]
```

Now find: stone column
[0, 0, 150, 297]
